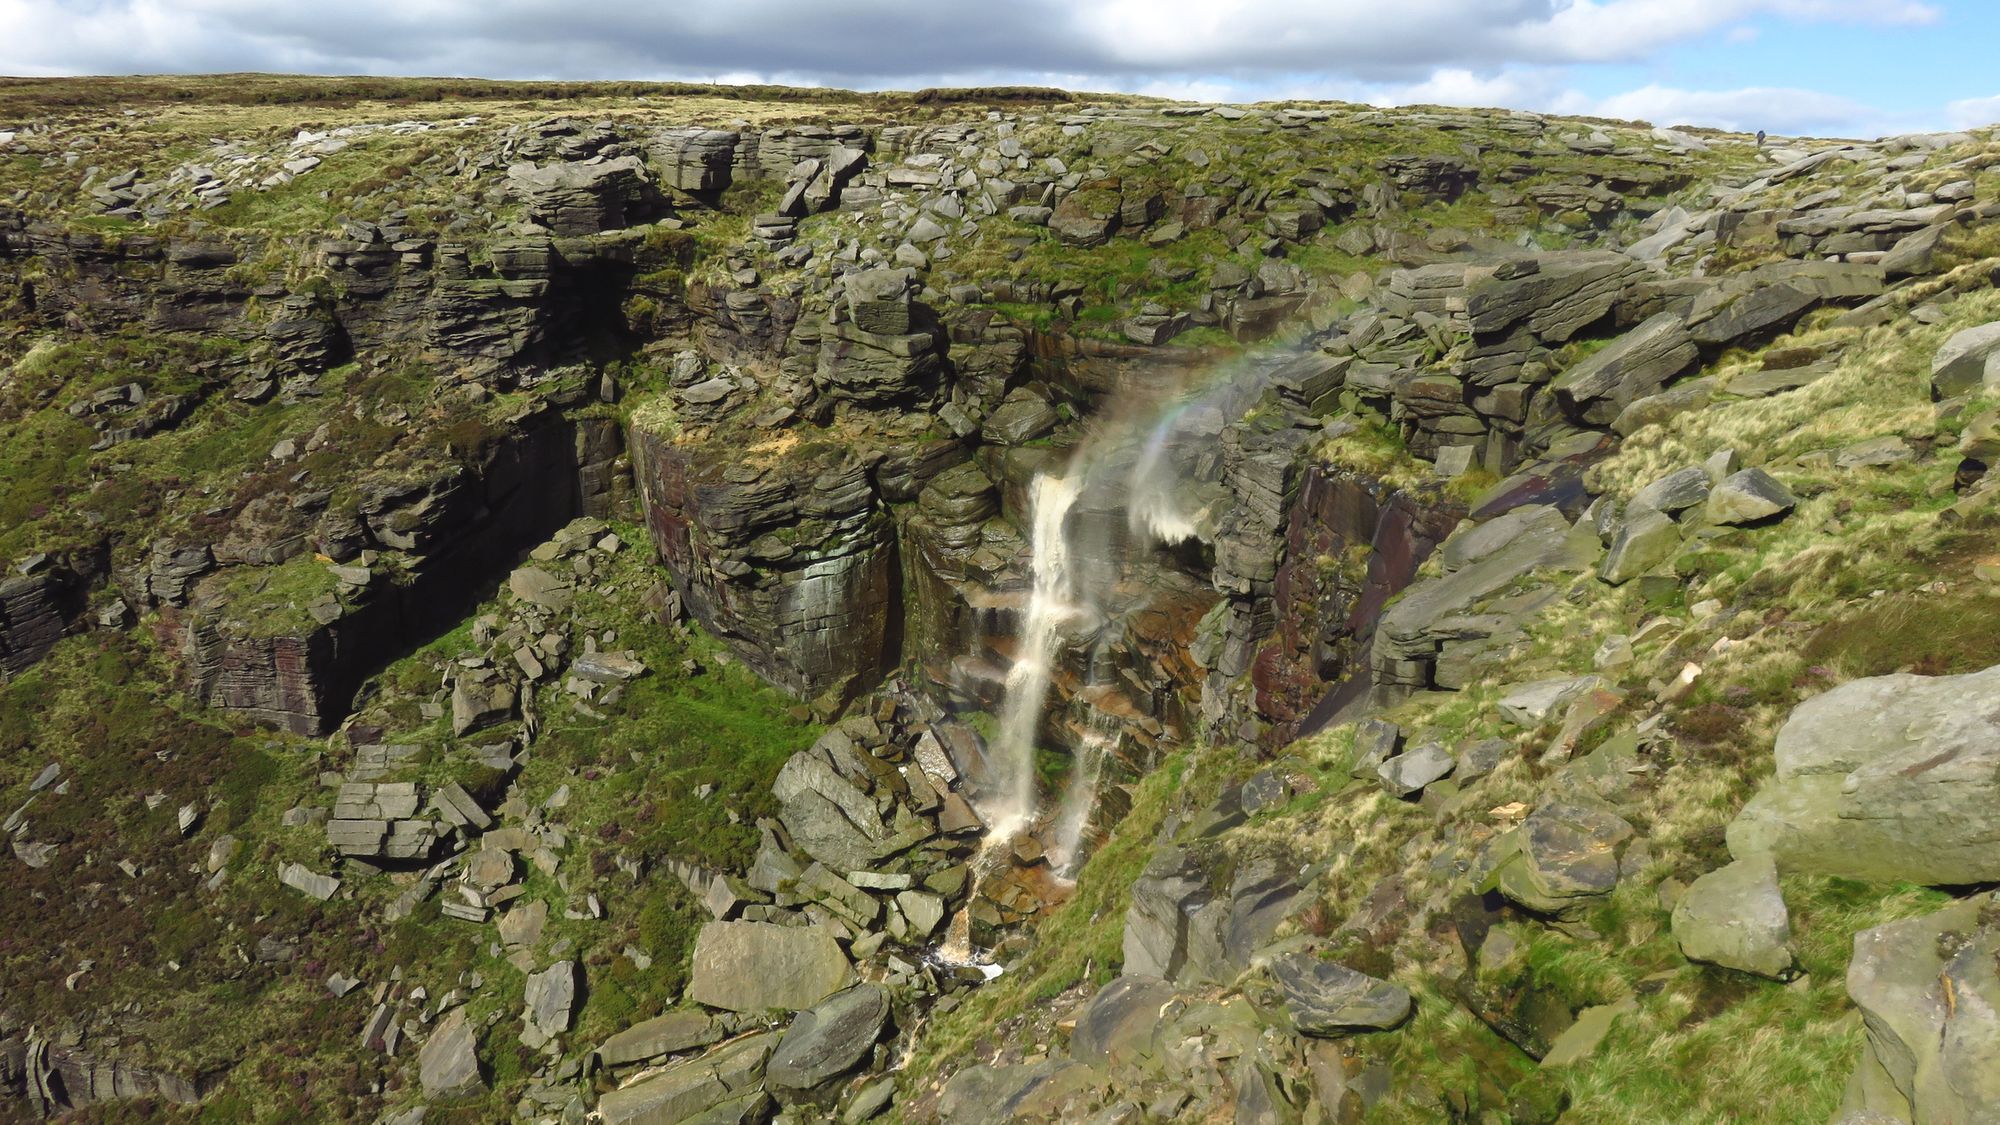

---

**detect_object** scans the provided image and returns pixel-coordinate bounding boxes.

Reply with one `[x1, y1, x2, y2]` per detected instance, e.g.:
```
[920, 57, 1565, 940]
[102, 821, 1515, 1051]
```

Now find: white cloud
[0, 0, 1963, 138]
[1365, 68, 1568, 112]
[0, 0, 1945, 82]
[1947, 94, 2000, 131]
[1583, 83, 1889, 136]
[1522, 0, 1936, 63]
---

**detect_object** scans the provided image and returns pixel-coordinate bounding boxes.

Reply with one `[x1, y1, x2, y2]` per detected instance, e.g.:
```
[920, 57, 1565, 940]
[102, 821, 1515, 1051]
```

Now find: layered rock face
[176, 412, 622, 733]
[633, 424, 898, 704]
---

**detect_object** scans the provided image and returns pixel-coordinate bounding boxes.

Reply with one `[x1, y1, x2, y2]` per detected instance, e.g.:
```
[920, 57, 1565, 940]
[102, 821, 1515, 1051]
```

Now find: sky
[2, 0, 1998, 139]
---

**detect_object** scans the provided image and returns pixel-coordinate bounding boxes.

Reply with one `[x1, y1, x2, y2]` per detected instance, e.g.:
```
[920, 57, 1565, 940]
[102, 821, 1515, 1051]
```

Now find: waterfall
[1126, 411, 1198, 547]
[1045, 713, 1118, 881]
[981, 472, 1083, 842]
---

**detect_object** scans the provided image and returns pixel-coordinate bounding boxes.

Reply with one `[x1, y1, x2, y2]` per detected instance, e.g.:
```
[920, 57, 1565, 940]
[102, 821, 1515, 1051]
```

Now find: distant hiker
[1756, 129, 1767, 149]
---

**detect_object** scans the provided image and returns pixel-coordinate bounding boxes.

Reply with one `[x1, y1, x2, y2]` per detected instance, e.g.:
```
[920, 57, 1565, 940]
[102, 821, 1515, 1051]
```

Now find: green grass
[1802, 591, 2000, 678]
[212, 551, 345, 637]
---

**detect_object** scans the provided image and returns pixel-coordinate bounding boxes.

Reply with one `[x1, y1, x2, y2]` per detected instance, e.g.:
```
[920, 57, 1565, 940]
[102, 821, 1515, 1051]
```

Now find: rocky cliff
[1, 76, 1999, 1124]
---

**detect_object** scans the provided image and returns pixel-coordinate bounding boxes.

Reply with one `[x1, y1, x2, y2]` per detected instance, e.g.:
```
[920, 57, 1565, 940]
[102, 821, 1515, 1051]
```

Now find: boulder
[766, 984, 890, 1094]
[1180, 859, 1305, 986]
[1121, 846, 1210, 981]
[1456, 737, 1514, 783]
[506, 155, 659, 235]
[1842, 897, 2000, 1123]
[597, 1010, 722, 1068]
[1378, 742, 1454, 797]
[650, 127, 739, 193]
[773, 752, 886, 872]
[1486, 802, 1636, 914]
[1727, 664, 2000, 884]
[896, 890, 946, 938]
[1612, 377, 1713, 436]
[418, 1008, 484, 1100]
[1071, 975, 1176, 1066]
[937, 1060, 1078, 1125]
[1630, 466, 1711, 516]
[1465, 252, 1638, 342]
[687, 921, 853, 1013]
[279, 861, 339, 901]
[843, 269, 916, 335]
[1373, 506, 1593, 686]
[598, 1036, 774, 1125]
[1597, 509, 1680, 585]
[521, 960, 578, 1049]
[451, 674, 517, 736]
[1688, 262, 1882, 350]
[981, 392, 1059, 446]
[1670, 856, 1793, 978]
[1706, 467, 1798, 525]
[1347, 718, 1402, 779]
[1552, 313, 1698, 425]
[1498, 676, 1603, 727]
[1932, 322, 2000, 399]
[1267, 954, 1413, 1036]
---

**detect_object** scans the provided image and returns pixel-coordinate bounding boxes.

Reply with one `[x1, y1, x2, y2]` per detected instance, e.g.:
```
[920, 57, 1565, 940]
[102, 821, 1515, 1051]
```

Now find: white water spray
[1126, 412, 1198, 547]
[1045, 715, 1118, 881]
[982, 473, 1083, 841]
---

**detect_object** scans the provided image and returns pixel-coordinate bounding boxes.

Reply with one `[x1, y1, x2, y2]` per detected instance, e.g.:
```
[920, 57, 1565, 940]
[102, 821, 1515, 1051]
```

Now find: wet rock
[1671, 856, 1794, 979]
[767, 984, 890, 1095]
[1268, 954, 1413, 1035]
[1728, 664, 2000, 884]
[688, 921, 853, 1013]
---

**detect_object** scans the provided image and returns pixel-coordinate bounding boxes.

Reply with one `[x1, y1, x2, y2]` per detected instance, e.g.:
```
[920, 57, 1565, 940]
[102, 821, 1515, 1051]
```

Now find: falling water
[1045, 715, 1118, 881]
[1126, 409, 1199, 547]
[982, 472, 1083, 842]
